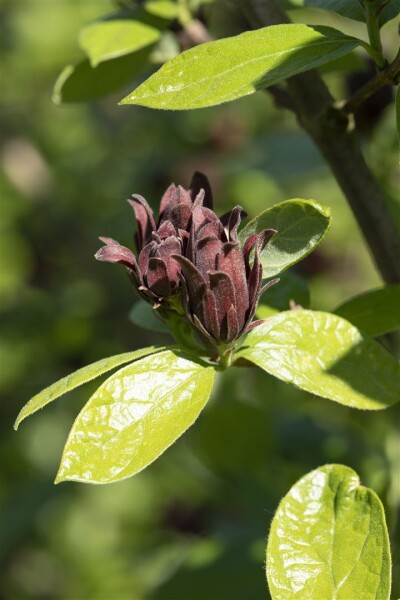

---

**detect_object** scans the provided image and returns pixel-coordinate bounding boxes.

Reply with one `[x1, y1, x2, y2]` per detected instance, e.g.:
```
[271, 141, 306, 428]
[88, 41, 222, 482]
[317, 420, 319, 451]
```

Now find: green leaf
[80, 13, 167, 67]
[14, 346, 164, 430]
[53, 48, 153, 104]
[256, 271, 310, 319]
[55, 349, 215, 484]
[396, 85, 400, 141]
[129, 300, 169, 333]
[239, 199, 331, 279]
[235, 310, 400, 410]
[298, 0, 399, 26]
[335, 285, 400, 337]
[120, 24, 361, 110]
[266, 464, 391, 600]
[144, 0, 180, 19]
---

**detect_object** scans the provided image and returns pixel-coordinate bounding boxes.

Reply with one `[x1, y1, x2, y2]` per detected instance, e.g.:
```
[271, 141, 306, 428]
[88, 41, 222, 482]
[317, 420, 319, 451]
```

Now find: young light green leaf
[14, 346, 164, 430]
[144, 0, 180, 20]
[335, 285, 400, 337]
[239, 199, 331, 278]
[55, 349, 215, 484]
[53, 48, 153, 104]
[266, 464, 391, 600]
[235, 310, 400, 410]
[256, 271, 310, 320]
[80, 18, 164, 67]
[129, 300, 169, 333]
[120, 24, 361, 110]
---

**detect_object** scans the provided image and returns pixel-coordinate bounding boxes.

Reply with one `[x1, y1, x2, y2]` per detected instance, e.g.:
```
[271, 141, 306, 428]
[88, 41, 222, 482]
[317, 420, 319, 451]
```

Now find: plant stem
[240, 0, 400, 284]
[341, 48, 400, 115]
[363, 1, 386, 68]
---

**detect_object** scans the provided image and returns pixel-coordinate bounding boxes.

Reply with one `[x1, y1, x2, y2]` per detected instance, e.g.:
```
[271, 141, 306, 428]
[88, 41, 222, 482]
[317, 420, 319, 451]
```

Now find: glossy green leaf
[144, 0, 180, 19]
[129, 300, 169, 333]
[266, 464, 391, 600]
[291, 0, 400, 25]
[235, 310, 400, 410]
[396, 85, 400, 141]
[256, 271, 310, 319]
[14, 346, 163, 430]
[53, 48, 153, 104]
[55, 349, 215, 484]
[120, 24, 360, 110]
[239, 199, 331, 278]
[80, 17, 164, 67]
[335, 285, 400, 337]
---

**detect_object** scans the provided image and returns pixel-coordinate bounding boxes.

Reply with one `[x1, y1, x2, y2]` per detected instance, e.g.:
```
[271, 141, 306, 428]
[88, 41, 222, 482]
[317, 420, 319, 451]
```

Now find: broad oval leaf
[129, 300, 169, 333]
[80, 18, 164, 67]
[235, 310, 400, 409]
[239, 199, 331, 278]
[266, 464, 391, 600]
[120, 24, 361, 110]
[14, 346, 164, 430]
[335, 285, 400, 337]
[55, 349, 215, 484]
[53, 47, 153, 104]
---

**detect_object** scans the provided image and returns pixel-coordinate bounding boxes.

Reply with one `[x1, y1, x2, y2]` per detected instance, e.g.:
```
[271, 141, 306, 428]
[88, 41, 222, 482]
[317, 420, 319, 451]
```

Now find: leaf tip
[118, 94, 135, 106]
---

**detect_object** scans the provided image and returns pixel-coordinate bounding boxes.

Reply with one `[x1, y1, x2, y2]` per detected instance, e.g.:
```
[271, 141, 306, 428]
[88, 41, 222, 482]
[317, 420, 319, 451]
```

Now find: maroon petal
[99, 236, 120, 245]
[245, 319, 267, 332]
[217, 242, 249, 323]
[138, 240, 158, 276]
[158, 183, 177, 222]
[258, 228, 277, 251]
[192, 205, 221, 236]
[157, 219, 176, 239]
[209, 271, 239, 341]
[146, 257, 171, 297]
[128, 194, 157, 251]
[169, 203, 193, 231]
[225, 304, 240, 343]
[220, 206, 246, 243]
[173, 254, 220, 337]
[245, 258, 263, 328]
[260, 277, 280, 295]
[189, 171, 213, 209]
[95, 243, 138, 270]
[172, 255, 207, 314]
[196, 236, 223, 273]
[157, 236, 182, 288]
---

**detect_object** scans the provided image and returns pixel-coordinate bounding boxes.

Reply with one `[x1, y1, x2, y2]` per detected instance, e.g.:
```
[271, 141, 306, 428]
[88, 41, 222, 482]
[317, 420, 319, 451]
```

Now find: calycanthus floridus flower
[95, 173, 278, 364]
[95, 172, 213, 304]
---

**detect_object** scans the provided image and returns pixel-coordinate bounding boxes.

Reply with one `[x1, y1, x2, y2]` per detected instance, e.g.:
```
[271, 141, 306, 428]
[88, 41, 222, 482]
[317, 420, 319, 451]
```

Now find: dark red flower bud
[95, 172, 211, 304]
[173, 212, 277, 358]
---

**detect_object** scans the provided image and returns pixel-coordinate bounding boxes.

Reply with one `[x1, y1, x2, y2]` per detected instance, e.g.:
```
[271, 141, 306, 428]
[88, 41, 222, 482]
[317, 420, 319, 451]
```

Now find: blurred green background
[1, 1, 399, 598]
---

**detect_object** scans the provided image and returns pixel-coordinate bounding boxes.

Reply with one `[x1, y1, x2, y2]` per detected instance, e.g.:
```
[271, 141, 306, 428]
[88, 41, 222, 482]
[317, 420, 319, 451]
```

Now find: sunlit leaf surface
[14, 346, 164, 429]
[236, 310, 400, 409]
[239, 199, 331, 278]
[266, 464, 391, 600]
[120, 24, 360, 109]
[80, 17, 164, 66]
[56, 349, 215, 484]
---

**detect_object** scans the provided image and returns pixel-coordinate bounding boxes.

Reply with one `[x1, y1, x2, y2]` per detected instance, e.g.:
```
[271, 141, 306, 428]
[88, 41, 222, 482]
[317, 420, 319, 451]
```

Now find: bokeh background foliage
[1, 0, 399, 598]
